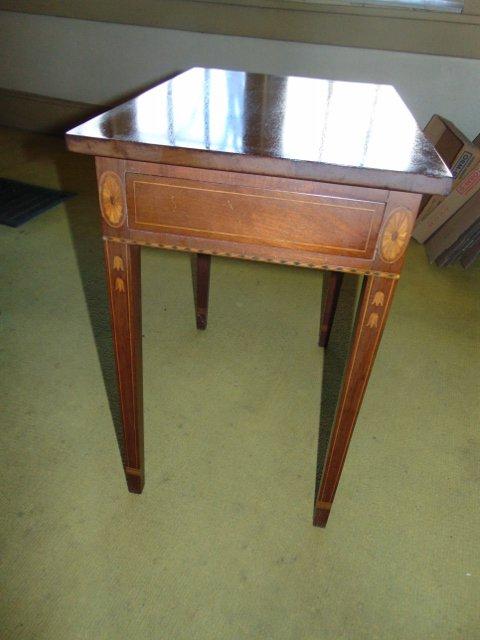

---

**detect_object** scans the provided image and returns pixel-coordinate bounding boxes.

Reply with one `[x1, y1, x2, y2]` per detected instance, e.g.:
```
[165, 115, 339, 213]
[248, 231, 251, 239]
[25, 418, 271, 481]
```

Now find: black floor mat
[0, 178, 74, 227]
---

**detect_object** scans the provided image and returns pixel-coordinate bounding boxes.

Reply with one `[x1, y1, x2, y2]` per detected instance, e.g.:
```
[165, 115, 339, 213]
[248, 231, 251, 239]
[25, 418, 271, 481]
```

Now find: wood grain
[66, 68, 452, 195]
[314, 275, 397, 527]
[103, 239, 144, 493]
[68, 67, 436, 527]
[127, 173, 384, 257]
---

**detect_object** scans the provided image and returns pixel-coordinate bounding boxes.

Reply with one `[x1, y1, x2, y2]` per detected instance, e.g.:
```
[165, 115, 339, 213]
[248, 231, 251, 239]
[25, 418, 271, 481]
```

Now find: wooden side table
[66, 68, 451, 527]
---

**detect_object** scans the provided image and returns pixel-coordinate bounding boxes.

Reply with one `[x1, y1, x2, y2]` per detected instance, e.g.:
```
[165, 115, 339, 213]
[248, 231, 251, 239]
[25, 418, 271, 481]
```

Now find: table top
[66, 67, 451, 195]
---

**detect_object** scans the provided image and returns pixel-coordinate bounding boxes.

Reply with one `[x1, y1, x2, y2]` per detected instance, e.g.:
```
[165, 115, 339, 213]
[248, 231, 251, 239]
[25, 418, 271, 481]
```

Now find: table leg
[314, 275, 398, 527]
[104, 239, 144, 493]
[319, 271, 344, 347]
[193, 253, 211, 330]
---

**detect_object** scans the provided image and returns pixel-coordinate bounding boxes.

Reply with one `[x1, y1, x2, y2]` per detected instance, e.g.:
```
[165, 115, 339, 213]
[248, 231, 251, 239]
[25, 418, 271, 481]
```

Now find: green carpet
[0, 127, 479, 640]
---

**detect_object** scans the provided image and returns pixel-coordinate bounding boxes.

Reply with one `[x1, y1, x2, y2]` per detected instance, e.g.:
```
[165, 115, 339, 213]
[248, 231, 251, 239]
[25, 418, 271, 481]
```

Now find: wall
[2, 0, 480, 58]
[1, 10, 479, 137]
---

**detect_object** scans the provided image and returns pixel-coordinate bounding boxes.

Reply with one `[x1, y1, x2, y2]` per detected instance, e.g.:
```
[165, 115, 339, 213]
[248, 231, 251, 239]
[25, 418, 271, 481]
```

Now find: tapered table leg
[193, 253, 211, 330]
[104, 239, 144, 493]
[319, 271, 344, 347]
[314, 275, 398, 527]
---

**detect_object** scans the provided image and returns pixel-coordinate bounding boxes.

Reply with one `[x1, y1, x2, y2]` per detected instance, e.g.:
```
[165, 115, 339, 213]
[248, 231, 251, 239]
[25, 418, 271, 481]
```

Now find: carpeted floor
[1, 127, 479, 640]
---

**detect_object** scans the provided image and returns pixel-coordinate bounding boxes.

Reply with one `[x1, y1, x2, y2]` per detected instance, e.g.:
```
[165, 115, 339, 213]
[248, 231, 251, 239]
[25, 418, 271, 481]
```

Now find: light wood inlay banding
[103, 236, 401, 280]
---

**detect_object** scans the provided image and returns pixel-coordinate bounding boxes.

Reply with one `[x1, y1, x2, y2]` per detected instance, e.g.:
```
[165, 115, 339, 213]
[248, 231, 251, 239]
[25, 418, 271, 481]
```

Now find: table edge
[65, 134, 452, 196]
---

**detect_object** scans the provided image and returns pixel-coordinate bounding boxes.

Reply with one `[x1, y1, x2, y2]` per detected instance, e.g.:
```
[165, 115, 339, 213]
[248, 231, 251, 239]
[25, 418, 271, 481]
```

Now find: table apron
[96, 158, 422, 279]
[125, 172, 385, 259]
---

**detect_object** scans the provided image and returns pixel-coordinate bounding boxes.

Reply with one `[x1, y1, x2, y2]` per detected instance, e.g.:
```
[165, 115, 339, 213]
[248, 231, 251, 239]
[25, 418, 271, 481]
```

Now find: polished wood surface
[103, 238, 144, 493]
[120, 160, 419, 280]
[66, 67, 451, 528]
[67, 67, 451, 195]
[314, 275, 397, 527]
[127, 171, 385, 257]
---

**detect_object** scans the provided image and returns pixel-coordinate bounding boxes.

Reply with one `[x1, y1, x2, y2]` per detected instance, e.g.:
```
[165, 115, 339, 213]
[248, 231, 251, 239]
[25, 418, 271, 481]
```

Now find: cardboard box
[414, 115, 480, 232]
[425, 188, 480, 263]
[413, 164, 480, 244]
[461, 235, 480, 268]
[434, 221, 480, 267]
